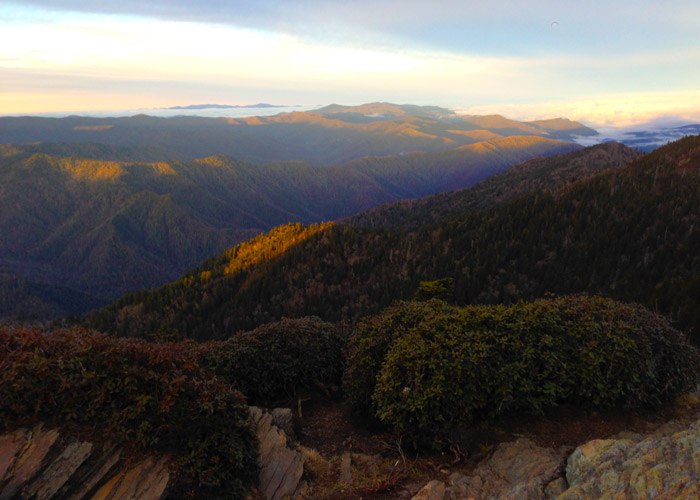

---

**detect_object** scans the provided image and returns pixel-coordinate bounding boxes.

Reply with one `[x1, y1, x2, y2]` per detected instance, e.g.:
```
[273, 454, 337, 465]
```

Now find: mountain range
[0, 103, 596, 165]
[5, 102, 698, 340]
[2, 100, 700, 500]
[0, 133, 577, 319]
[85, 137, 700, 343]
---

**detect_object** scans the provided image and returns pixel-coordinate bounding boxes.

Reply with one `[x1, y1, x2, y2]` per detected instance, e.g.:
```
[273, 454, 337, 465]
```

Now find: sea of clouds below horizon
[574, 121, 700, 151]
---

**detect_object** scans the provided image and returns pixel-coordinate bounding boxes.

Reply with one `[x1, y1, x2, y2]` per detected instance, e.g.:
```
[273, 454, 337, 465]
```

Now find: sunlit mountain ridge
[0, 103, 595, 165]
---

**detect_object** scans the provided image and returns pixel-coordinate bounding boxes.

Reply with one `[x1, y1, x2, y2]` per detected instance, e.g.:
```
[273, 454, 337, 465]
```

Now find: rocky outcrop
[411, 438, 567, 500]
[414, 417, 700, 500]
[448, 438, 567, 500]
[1, 407, 307, 500]
[559, 419, 700, 499]
[0, 424, 170, 500]
[250, 407, 307, 500]
[88, 455, 170, 500]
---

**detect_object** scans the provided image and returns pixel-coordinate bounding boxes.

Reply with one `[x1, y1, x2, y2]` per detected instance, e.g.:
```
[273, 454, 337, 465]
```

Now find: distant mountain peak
[528, 117, 598, 134]
[167, 103, 283, 110]
[315, 102, 455, 119]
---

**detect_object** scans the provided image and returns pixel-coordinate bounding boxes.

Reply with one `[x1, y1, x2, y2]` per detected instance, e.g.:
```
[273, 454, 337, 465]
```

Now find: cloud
[2, 1, 699, 123]
[8, 0, 700, 56]
[0, 12, 536, 111]
[572, 118, 700, 149]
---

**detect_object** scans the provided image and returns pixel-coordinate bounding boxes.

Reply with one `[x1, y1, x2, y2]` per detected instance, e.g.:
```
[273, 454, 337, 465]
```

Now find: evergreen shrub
[201, 316, 347, 404]
[343, 299, 453, 414]
[344, 296, 700, 449]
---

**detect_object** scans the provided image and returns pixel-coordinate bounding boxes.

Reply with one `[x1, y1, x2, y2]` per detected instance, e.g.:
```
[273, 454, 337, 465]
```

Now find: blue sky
[1, 0, 699, 126]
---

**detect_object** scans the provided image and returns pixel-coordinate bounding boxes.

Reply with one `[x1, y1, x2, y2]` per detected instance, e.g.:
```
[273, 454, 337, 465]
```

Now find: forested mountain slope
[85, 137, 700, 343]
[0, 142, 185, 163]
[1, 137, 575, 318]
[349, 142, 642, 229]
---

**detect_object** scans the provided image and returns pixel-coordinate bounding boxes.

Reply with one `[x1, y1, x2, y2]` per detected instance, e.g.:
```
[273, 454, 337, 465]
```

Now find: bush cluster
[200, 316, 347, 405]
[344, 296, 700, 449]
[343, 299, 454, 415]
[0, 326, 258, 499]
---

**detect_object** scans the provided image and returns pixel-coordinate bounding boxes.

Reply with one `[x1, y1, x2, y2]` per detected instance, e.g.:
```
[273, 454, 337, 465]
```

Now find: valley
[0, 106, 583, 319]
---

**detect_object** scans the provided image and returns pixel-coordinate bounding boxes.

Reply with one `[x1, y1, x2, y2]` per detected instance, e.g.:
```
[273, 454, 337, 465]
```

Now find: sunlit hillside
[83, 137, 700, 343]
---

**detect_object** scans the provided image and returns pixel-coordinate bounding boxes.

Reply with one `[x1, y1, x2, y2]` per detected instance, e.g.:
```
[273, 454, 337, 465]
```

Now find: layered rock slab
[1, 408, 307, 500]
[250, 406, 307, 500]
[0, 424, 169, 500]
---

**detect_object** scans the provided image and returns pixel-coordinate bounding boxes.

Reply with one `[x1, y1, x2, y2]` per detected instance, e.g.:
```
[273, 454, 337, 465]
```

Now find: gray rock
[442, 438, 567, 500]
[436, 419, 700, 500]
[412, 480, 446, 500]
[0, 428, 29, 480]
[251, 407, 307, 500]
[271, 408, 296, 438]
[0, 426, 168, 500]
[88, 455, 170, 500]
[565, 437, 637, 488]
[544, 477, 568, 498]
[23, 440, 93, 499]
[558, 418, 700, 499]
[63, 445, 122, 500]
[0, 408, 309, 500]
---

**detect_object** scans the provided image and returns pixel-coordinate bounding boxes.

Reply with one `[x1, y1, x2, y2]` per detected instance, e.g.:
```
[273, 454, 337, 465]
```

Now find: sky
[1, 0, 699, 127]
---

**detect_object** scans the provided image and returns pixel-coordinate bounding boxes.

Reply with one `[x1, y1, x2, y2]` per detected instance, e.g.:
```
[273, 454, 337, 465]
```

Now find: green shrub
[343, 299, 454, 414]
[0, 327, 258, 499]
[346, 296, 700, 449]
[200, 316, 347, 405]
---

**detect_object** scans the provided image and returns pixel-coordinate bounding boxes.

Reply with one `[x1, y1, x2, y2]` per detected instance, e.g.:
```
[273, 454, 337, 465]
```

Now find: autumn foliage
[0, 326, 258, 499]
[0, 315, 347, 497]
